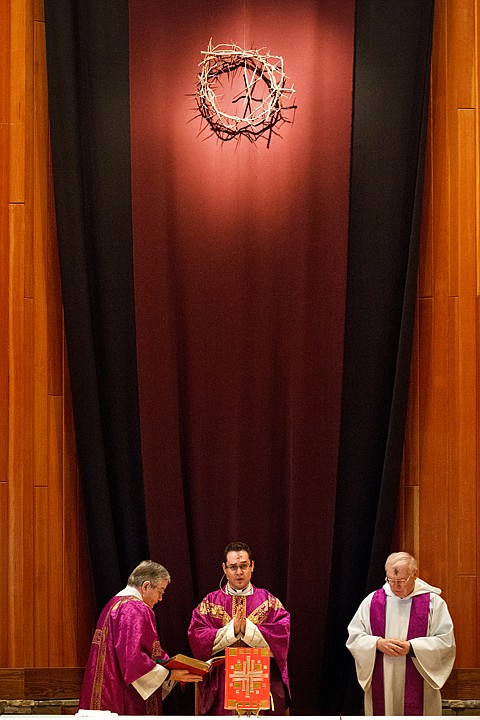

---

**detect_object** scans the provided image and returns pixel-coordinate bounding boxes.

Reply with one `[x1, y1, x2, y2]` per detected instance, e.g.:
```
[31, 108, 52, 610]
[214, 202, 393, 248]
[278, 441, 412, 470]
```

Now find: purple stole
[370, 588, 430, 716]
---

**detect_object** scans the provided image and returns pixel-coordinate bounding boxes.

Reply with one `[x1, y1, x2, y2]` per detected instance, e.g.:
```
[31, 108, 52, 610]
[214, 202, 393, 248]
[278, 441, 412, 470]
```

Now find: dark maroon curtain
[129, 0, 353, 714]
[44, 0, 434, 713]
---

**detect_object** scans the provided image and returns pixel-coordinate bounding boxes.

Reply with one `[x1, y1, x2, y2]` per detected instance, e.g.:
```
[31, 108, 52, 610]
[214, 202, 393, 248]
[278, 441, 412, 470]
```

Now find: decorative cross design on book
[224, 647, 270, 712]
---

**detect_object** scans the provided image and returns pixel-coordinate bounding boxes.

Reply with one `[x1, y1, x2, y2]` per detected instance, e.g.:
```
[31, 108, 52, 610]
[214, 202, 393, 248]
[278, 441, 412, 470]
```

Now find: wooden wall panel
[24, 296, 35, 491]
[48, 394, 66, 666]
[33, 21, 49, 489]
[1, 0, 94, 677]
[33, 486, 49, 665]
[9, 0, 27, 204]
[8, 204, 27, 667]
[402, 307, 420, 486]
[399, 0, 480, 679]
[0, 1, 10, 124]
[0, 670, 25, 700]
[24, 668, 84, 699]
[0, 482, 8, 667]
[33, 0, 43, 23]
[455, 575, 477, 667]
[455, 109, 477, 576]
[0, 668, 83, 700]
[447, 0, 476, 110]
[34, 20, 63, 397]
[22, 294, 35, 668]
[0, 2, 9, 486]
[418, 115, 434, 300]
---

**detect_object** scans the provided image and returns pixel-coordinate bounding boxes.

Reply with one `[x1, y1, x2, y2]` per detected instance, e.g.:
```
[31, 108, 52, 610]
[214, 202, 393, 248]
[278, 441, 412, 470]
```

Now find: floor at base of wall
[443, 700, 480, 715]
[2, 699, 480, 716]
[0, 701, 78, 715]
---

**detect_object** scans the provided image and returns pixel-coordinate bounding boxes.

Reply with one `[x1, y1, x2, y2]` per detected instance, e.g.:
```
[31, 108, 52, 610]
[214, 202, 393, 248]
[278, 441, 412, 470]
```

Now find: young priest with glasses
[188, 541, 290, 715]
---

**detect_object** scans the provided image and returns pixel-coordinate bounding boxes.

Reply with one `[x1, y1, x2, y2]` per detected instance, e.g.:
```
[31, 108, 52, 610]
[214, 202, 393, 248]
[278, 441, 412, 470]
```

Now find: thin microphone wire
[219, 572, 229, 594]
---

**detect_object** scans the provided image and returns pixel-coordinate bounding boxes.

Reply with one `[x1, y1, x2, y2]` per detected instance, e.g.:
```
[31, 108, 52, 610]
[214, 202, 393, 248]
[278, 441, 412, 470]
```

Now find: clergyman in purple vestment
[188, 542, 290, 715]
[80, 560, 203, 715]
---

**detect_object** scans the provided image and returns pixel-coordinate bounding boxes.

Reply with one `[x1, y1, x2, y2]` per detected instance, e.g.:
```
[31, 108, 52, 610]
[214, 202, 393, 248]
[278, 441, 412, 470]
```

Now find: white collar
[117, 584, 142, 600]
[226, 582, 253, 596]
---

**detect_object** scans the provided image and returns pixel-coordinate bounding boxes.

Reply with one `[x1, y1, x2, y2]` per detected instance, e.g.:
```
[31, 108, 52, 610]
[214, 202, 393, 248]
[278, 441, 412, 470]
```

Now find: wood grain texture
[48, 394, 66, 666]
[0, 0, 10, 488]
[0, 670, 25, 700]
[8, 203, 26, 668]
[447, 0, 476, 110]
[0, 668, 83, 700]
[402, 309, 420, 487]
[0, 482, 8, 667]
[2, 0, 94, 673]
[444, 668, 480, 699]
[398, 0, 480, 671]
[418, 112, 433, 299]
[0, 121, 9, 483]
[33, 486, 49, 666]
[24, 667, 84, 699]
[9, 0, 27, 203]
[453, 575, 477, 666]
[0, 0, 10, 126]
[454, 111, 477, 574]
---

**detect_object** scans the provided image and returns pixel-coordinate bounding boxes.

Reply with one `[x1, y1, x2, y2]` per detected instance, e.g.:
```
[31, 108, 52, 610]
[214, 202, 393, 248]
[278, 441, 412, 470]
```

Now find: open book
[156, 653, 225, 676]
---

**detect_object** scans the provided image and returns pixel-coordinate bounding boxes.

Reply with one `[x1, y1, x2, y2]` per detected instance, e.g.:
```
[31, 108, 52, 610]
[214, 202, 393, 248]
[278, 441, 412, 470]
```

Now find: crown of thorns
[195, 41, 296, 146]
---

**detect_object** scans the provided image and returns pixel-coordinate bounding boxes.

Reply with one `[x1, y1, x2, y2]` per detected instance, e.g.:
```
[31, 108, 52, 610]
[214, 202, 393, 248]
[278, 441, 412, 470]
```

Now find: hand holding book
[168, 667, 204, 683]
[156, 653, 225, 677]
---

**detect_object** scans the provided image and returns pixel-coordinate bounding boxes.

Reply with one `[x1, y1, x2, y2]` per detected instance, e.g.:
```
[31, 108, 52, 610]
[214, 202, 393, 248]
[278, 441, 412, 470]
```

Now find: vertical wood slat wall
[0, 0, 94, 670]
[398, 0, 480, 670]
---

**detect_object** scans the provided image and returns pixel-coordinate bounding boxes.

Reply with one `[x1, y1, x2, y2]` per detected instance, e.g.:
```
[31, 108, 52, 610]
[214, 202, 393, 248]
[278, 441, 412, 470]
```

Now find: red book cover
[224, 647, 271, 711]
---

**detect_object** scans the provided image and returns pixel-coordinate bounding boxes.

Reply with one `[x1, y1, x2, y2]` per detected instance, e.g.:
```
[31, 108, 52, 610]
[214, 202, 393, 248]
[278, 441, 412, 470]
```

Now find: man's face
[223, 550, 254, 591]
[385, 561, 417, 598]
[140, 578, 169, 608]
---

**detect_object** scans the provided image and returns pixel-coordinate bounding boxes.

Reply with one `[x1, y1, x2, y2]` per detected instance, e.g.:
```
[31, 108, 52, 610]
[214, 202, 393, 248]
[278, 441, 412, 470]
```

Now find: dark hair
[223, 542, 253, 562]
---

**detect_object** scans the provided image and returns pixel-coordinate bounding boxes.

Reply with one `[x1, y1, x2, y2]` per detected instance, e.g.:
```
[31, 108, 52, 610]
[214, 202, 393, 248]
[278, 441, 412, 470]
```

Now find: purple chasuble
[79, 594, 169, 715]
[370, 588, 430, 716]
[188, 586, 290, 715]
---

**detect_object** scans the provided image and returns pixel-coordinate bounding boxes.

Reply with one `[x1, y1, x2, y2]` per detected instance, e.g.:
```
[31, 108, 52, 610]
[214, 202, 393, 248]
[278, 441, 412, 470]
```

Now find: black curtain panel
[44, 0, 433, 714]
[43, 0, 149, 610]
[321, 0, 434, 713]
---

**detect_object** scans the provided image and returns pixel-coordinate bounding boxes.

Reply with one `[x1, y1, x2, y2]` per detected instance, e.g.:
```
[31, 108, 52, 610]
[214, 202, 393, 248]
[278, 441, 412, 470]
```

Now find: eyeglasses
[225, 563, 251, 572]
[385, 575, 411, 586]
[152, 584, 166, 595]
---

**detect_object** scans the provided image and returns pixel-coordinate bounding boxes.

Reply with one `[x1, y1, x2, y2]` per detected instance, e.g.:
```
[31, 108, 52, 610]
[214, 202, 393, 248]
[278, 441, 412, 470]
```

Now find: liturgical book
[224, 647, 271, 711]
[156, 653, 225, 676]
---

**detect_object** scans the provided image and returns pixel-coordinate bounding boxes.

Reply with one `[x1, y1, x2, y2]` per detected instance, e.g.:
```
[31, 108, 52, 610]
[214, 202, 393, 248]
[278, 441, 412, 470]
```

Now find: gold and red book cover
[224, 647, 270, 711]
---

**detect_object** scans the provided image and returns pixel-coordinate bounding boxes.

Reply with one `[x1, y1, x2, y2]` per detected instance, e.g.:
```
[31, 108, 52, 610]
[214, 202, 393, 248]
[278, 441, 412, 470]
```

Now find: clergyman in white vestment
[346, 552, 455, 716]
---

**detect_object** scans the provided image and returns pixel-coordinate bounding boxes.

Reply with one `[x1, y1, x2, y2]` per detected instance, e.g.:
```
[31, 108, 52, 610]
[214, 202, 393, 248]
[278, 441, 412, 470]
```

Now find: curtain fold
[128, 1, 354, 714]
[320, 0, 434, 712]
[44, 0, 434, 713]
[44, 0, 149, 610]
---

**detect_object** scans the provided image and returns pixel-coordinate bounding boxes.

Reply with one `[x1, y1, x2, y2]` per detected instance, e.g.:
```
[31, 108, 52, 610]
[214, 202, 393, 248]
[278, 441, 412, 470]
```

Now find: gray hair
[127, 560, 171, 588]
[385, 552, 418, 573]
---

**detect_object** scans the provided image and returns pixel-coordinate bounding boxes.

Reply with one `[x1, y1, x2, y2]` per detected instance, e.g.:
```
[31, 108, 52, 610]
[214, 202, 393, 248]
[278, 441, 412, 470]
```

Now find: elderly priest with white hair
[346, 551, 455, 716]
